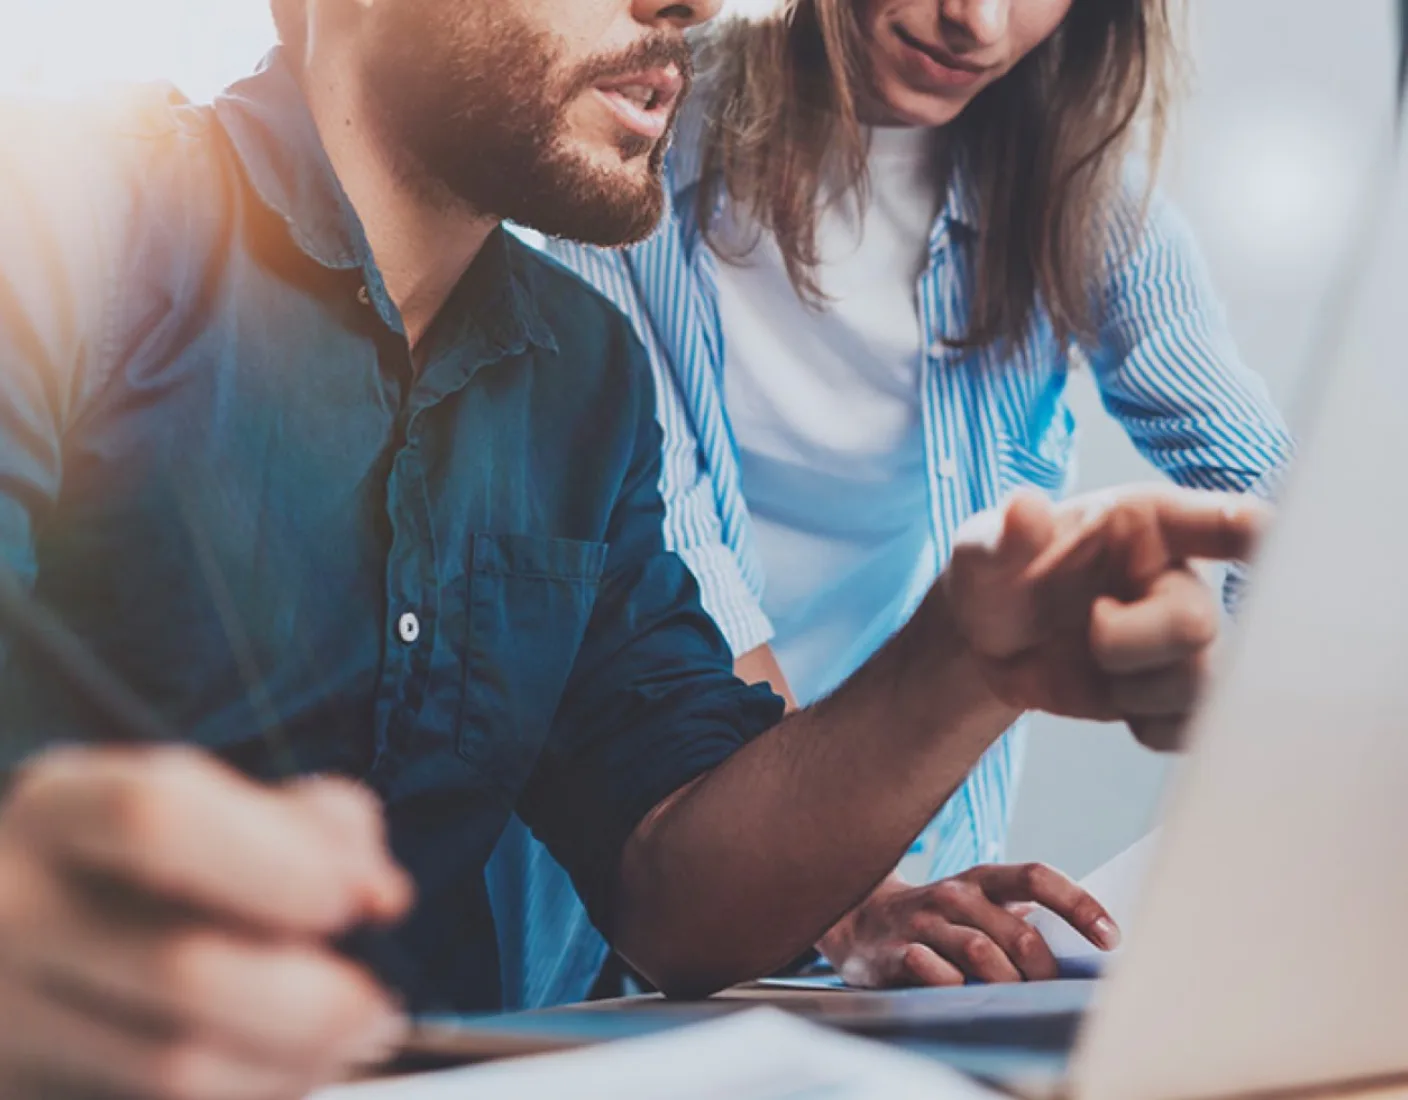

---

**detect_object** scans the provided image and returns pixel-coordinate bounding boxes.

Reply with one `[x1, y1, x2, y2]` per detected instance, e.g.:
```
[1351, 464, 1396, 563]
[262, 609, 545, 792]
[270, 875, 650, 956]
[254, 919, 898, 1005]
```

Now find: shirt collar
[214, 49, 554, 353]
[214, 49, 366, 271]
[938, 152, 980, 233]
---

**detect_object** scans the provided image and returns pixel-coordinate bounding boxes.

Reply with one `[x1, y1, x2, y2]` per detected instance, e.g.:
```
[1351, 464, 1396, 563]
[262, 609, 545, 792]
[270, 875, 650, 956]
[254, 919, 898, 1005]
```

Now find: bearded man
[0, 2, 1260, 1097]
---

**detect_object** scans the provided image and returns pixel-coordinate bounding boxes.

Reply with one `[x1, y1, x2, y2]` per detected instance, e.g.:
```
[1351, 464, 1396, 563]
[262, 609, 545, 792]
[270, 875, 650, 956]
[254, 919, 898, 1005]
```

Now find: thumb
[999, 491, 1058, 569]
[953, 491, 1056, 570]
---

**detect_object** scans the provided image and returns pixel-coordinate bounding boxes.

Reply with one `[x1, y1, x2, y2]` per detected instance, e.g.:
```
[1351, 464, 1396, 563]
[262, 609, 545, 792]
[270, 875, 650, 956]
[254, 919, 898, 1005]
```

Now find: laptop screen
[1400, 0, 1407, 104]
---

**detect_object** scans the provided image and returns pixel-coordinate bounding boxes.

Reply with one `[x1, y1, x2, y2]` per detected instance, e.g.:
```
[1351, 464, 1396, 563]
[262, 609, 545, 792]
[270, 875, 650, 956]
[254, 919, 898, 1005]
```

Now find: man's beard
[360, 1, 691, 247]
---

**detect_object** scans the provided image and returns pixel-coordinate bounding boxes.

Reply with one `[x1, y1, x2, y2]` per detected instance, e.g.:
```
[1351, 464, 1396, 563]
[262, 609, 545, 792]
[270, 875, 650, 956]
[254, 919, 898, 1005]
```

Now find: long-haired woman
[490, 0, 1293, 1007]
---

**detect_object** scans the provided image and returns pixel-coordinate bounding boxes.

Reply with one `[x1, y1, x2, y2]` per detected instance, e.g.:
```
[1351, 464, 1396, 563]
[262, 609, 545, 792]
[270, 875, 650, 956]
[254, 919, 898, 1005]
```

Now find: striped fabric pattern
[546, 145, 1294, 885]
[489, 120, 1292, 1012]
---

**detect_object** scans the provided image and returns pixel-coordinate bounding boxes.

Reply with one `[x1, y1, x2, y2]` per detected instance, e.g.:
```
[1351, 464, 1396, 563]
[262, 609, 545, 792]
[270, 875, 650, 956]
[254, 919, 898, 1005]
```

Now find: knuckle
[900, 944, 929, 975]
[929, 879, 975, 908]
[1020, 863, 1055, 895]
[962, 933, 1000, 969]
[906, 912, 949, 947]
[1013, 928, 1046, 960]
[103, 778, 173, 853]
[104, 749, 202, 848]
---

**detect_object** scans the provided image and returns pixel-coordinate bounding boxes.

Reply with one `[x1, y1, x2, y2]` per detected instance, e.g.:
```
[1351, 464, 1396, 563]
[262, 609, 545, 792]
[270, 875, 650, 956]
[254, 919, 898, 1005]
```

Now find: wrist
[817, 872, 910, 966]
[909, 578, 1021, 731]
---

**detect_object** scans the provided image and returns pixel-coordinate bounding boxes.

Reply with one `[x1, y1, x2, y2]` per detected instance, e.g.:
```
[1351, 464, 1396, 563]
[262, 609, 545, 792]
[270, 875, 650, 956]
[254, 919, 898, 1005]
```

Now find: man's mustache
[566, 34, 695, 102]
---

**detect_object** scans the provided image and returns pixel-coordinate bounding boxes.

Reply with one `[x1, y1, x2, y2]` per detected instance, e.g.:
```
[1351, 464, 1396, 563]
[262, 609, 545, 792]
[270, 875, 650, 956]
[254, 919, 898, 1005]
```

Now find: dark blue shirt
[0, 53, 781, 1012]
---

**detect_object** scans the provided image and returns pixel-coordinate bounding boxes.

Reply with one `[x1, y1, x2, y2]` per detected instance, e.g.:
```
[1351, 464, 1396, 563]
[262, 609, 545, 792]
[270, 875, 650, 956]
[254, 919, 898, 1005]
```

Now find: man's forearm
[615, 584, 1019, 997]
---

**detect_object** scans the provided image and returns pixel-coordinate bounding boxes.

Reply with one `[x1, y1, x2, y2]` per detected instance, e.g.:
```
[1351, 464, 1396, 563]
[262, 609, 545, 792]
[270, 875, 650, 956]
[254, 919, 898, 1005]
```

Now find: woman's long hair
[696, 1, 1180, 349]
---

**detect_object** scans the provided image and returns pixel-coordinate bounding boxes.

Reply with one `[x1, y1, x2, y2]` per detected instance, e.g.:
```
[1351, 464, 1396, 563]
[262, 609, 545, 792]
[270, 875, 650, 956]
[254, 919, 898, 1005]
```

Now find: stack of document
[318, 1009, 1001, 1100]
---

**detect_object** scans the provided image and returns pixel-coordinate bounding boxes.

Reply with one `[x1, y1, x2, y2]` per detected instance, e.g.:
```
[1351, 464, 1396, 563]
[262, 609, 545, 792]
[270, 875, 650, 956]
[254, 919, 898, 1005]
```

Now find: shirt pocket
[457, 534, 609, 796]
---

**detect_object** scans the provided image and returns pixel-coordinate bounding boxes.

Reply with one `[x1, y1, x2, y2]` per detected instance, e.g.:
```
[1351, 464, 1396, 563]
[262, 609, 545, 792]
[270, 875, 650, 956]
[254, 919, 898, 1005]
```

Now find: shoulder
[1100, 161, 1202, 267]
[506, 235, 657, 425]
[0, 87, 224, 405]
[1091, 163, 1231, 338]
[507, 238, 668, 480]
[511, 238, 645, 356]
[0, 83, 238, 295]
[0, 85, 254, 412]
[0, 83, 225, 218]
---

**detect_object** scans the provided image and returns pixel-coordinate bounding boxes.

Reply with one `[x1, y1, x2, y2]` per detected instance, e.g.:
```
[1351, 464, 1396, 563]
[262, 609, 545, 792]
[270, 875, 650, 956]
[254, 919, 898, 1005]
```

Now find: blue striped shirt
[486, 107, 1293, 1010]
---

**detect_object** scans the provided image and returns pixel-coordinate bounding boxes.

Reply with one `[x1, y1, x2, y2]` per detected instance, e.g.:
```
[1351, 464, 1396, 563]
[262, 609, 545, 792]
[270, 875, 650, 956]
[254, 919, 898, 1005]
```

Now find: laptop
[405, 37, 1408, 1100]
[784, 71, 1408, 1100]
[765, 73, 1408, 1100]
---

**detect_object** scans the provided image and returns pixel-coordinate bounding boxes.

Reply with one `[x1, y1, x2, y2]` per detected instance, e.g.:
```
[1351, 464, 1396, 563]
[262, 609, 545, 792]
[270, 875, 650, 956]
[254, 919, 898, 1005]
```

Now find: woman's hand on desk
[0, 746, 412, 1100]
[818, 865, 1118, 988]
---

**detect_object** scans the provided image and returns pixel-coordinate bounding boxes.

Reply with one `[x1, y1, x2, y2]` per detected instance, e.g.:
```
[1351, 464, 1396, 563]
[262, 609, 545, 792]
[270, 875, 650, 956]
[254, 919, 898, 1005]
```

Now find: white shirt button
[356, 285, 372, 306]
[397, 612, 421, 645]
[938, 454, 959, 479]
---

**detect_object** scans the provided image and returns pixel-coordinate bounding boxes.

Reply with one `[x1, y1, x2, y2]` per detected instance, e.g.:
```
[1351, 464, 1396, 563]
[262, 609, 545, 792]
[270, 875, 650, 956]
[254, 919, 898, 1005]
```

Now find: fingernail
[1093, 917, 1122, 950]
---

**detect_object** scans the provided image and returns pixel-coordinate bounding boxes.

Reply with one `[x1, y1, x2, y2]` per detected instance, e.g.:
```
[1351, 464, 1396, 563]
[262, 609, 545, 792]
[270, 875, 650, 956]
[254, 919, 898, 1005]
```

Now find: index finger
[1147, 489, 1272, 564]
[8, 747, 410, 936]
[974, 864, 1120, 951]
[1028, 488, 1271, 591]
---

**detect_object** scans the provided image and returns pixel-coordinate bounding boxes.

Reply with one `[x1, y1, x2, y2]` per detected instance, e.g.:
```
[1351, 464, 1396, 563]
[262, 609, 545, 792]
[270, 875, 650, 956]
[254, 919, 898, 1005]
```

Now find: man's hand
[0, 746, 413, 1100]
[940, 486, 1269, 749]
[818, 866, 1116, 988]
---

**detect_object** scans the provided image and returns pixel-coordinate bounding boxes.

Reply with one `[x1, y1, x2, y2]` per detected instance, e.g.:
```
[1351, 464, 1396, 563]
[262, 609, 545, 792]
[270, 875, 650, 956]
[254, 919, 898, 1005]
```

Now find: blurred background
[1, 0, 1398, 876]
[1011, 0, 1399, 875]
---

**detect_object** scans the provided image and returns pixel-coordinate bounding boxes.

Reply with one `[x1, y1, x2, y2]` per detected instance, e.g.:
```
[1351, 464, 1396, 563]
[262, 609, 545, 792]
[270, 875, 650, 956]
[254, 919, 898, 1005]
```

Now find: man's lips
[592, 63, 686, 141]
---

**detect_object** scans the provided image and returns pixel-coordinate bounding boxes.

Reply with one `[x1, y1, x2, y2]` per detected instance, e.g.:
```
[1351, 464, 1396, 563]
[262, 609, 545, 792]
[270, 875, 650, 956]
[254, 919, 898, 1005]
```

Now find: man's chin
[508, 158, 666, 247]
[564, 135, 661, 183]
[537, 192, 664, 247]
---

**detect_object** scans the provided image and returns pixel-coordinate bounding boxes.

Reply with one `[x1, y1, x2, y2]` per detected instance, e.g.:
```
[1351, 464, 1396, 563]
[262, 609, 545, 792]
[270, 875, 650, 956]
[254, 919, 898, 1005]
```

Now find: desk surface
[395, 985, 1408, 1100]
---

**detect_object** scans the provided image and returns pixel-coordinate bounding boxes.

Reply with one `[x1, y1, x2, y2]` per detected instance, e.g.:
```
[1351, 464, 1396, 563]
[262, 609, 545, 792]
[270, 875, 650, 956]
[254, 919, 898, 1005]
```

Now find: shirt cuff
[1222, 463, 1289, 615]
[676, 542, 775, 657]
[574, 682, 785, 938]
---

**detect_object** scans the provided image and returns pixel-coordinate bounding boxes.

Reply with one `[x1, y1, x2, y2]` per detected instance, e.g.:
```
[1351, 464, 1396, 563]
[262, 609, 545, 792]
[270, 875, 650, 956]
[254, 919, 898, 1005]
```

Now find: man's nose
[633, 0, 723, 32]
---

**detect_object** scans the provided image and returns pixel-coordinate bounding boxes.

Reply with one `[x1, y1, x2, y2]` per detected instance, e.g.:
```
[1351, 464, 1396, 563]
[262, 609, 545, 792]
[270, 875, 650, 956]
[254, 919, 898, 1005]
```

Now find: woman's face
[855, 0, 1074, 126]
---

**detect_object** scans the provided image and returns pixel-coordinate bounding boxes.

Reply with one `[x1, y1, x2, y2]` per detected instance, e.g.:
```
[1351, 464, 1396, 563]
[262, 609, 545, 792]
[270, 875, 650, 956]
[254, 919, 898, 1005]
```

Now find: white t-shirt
[714, 126, 944, 707]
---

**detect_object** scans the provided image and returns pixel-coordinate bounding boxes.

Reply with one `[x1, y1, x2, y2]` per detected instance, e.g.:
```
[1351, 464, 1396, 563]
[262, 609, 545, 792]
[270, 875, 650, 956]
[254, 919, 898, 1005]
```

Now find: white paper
[316, 1009, 1001, 1100]
[1026, 829, 1162, 965]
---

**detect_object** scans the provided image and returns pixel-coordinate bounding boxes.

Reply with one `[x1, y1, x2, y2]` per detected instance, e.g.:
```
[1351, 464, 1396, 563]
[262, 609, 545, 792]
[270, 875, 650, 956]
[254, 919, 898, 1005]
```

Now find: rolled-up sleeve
[1087, 185, 1295, 492]
[515, 333, 784, 936]
[1087, 183, 1296, 611]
